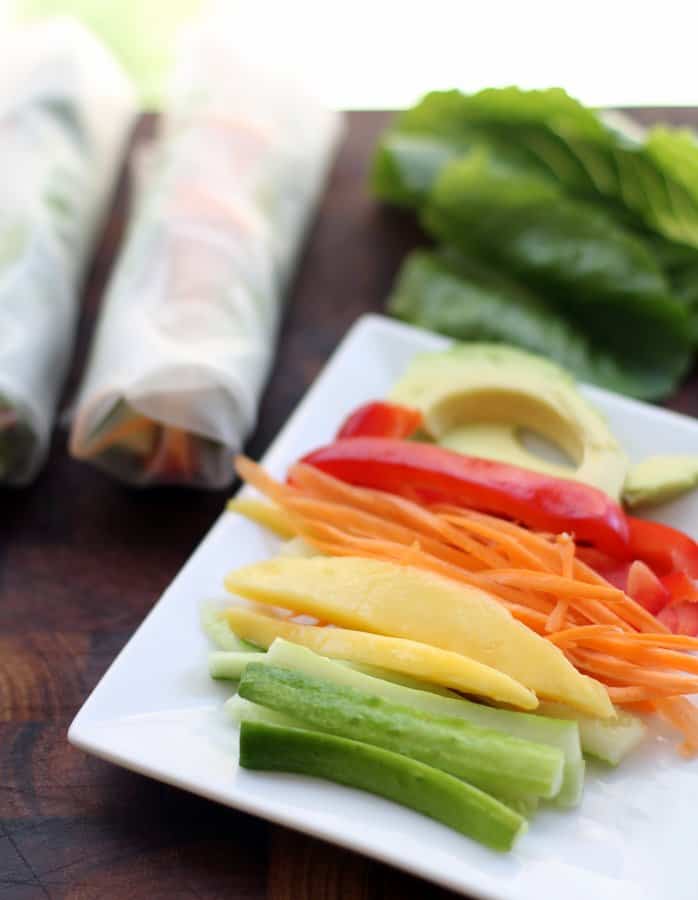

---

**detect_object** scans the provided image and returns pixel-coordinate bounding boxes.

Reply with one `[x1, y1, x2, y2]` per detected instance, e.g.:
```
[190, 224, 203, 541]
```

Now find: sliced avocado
[623, 455, 698, 508]
[389, 344, 628, 500]
[441, 422, 575, 479]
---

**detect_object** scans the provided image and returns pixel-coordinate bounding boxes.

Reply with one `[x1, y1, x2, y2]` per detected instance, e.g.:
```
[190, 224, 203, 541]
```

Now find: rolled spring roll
[70, 25, 343, 487]
[0, 19, 136, 484]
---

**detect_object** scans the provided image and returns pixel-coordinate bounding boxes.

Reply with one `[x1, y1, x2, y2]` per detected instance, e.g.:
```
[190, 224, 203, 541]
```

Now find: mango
[226, 556, 613, 718]
[225, 606, 538, 709]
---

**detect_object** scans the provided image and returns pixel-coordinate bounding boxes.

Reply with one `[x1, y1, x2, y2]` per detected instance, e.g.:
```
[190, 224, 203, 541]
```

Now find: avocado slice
[389, 344, 628, 500]
[440, 422, 574, 480]
[623, 455, 698, 508]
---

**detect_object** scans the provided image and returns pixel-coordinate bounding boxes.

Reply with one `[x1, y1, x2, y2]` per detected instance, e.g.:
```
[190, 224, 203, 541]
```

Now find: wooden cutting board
[0, 110, 696, 900]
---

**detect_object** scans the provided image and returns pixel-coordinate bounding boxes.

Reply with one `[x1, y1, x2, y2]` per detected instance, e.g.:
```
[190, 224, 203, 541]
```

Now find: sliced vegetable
[239, 721, 527, 851]
[300, 437, 630, 557]
[226, 556, 614, 717]
[225, 605, 538, 708]
[627, 516, 698, 578]
[209, 651, 264, 680]
[388, 342, 628, 499]
[537, 702, 647, 766]
[232, 697, 542, 818]
[624, 455, 698, 508]
[627, 561, 670, 616]
[238, 663, 565, 800]
[264, 639, 584, 807]
[337, 401, 423, 440]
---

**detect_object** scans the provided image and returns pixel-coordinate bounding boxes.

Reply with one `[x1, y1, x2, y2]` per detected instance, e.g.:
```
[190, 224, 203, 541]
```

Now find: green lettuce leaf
[420, 151, 692, 390]
[389, 248, 690, 400]
[373, 87, 698, 249]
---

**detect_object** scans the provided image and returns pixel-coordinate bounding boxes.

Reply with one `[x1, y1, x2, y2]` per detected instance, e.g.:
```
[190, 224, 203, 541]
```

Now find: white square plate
[69, 314, 698, 900]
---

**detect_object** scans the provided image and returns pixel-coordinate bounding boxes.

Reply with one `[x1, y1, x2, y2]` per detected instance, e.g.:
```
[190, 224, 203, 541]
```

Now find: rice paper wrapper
[70, 14, 343, 487]
[0, 18, 137, 484]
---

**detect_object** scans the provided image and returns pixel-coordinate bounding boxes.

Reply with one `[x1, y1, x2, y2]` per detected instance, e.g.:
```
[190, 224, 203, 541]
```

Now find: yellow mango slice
[227, 496, 297, 540]
[226, 556, 613, 718]
[226, 606, 538, 709]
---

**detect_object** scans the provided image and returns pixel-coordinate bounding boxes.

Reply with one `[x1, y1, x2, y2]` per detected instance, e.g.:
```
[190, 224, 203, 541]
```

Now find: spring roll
[0, 19, 136, 484]
[70, 21, 342, 487]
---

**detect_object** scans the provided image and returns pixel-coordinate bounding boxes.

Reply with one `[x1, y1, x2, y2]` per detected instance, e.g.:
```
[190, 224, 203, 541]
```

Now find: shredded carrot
[654, 697, 698, 756]
[570, 649, 698, 692]
[607, 686, 659, 704]
[547, 624, 622, 647]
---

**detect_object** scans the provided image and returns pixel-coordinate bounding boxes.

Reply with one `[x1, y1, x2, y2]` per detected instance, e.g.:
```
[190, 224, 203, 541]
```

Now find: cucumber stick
[538, 702, 646, 766]
[209, 651, 267, 680]
[266, 639, 583, 807]
[221, 638, 583, 805]
[230, 696, 540, 819]
[238, 663, 564, 800]
[240, 721, 526, 851]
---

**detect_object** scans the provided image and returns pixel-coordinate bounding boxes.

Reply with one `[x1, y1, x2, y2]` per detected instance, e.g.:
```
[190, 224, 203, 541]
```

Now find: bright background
[1, 0, 696, 110]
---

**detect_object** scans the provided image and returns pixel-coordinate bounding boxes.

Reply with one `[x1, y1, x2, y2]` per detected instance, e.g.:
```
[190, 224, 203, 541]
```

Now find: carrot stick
[654, 697, 698, 755]
[235, 456, 294, 505]
[578, 638, 698, 675]
[291, 464, 509, 569]
[438, 512, 551, 571]
[607, 686, 659, 704]
[283, 495, 484, 572]
[570, 649, 698, 692]
[547, 624, 622, 646]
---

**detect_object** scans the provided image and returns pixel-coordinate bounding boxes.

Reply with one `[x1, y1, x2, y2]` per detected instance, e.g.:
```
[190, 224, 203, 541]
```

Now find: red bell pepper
[658, 603, 698, 635]
[662, 570, 698, 606]
[300, 437, 630, 558]
[337, 402, 423, 440]
[576, 547, 631, 591]
[627, 516, 698, 578]
[626, 561, 670, 615]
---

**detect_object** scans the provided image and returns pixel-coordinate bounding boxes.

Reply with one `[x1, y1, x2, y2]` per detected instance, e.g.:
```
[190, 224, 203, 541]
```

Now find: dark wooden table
[1, 110, 697, 900]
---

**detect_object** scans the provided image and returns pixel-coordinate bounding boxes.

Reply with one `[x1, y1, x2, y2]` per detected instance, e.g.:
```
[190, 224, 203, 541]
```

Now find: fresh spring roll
[69, 23, 343, 486]
[0, 20, 136, 484]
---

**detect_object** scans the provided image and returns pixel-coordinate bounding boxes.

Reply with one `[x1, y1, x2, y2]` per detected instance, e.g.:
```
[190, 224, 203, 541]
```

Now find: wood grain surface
[1, 110, 697, 900]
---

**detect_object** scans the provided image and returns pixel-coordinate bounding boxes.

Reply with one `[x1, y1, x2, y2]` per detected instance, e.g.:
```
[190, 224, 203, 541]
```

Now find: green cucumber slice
[266, 639, 583, 807]
[538, 702, 647, 766]
[239, 721, 527, 851]
[238, 663, 564, 800]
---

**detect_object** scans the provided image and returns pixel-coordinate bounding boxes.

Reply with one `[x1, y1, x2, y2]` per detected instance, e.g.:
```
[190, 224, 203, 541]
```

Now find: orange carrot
[654, 697, 698, 756]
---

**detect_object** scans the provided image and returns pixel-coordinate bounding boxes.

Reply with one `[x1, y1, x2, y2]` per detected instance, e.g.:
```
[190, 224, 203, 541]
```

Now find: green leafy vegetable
[389, 247, 690, 400]
[373, 87, 698, 386]
[374, 87, 698, 249]
[417, 152, 692, 399]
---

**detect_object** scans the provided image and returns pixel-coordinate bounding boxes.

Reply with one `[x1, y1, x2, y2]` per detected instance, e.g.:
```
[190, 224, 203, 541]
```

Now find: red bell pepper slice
[662, 571, 698, 606]
[300, 437, 630, 558]
[627, 516, 698, 578]
[337, 402, 423, 440]
[575, 547, 631, 591]
[626, 561, 670, 615]
[658, 603, 698, 636]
